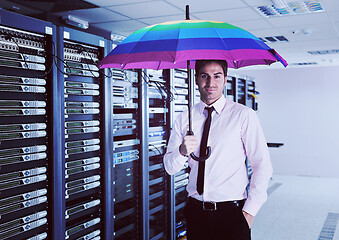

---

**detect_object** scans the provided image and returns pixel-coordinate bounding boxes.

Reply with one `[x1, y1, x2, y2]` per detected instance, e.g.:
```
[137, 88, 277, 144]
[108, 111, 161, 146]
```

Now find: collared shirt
[163, 95, 273, 216]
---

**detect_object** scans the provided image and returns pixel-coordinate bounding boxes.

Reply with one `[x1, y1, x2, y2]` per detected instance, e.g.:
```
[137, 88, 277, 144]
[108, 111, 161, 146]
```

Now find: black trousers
[184, 198, 251, 240]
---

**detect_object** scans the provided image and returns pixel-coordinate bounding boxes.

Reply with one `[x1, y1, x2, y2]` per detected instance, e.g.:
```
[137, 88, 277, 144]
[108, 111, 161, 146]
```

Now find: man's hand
[242, 211, 254, 229]
[179, 135, 199, 156]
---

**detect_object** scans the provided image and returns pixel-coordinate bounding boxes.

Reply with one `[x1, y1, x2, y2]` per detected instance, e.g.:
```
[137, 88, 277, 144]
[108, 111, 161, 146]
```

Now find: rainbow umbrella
[98, 21, 287, 69]
[99, 7, 287, 161]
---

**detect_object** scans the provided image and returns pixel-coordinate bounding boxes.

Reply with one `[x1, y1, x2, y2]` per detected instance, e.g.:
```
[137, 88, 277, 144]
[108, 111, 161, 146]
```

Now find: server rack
[112, 68, 141, 240]
[0, 10, 54, 240]
[192, 71, 258, 109]
[59, 27, 111, 240]
[226, 73, 258, 111]
[237, 76, 246, 105]
[246, 78, 258, 111]
[145, 69, 171, 240]
[226, 75, 236, 102]
[140, 69, 150, 240]
[168, 69, 190, 240]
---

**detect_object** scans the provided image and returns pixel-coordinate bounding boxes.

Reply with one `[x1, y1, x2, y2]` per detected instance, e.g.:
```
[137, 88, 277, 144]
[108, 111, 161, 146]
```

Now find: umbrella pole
[187, 60, 193, 135]
[185, 4, 210, 161]
[186, 6, 193, 135]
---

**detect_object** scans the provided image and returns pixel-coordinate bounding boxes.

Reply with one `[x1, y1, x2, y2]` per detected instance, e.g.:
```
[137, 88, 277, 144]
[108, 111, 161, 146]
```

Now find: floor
[252, 175, 339, 240]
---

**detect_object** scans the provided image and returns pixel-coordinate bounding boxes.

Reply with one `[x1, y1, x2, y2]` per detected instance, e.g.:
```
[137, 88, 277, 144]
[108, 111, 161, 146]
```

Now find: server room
[0, 0, 338, 240]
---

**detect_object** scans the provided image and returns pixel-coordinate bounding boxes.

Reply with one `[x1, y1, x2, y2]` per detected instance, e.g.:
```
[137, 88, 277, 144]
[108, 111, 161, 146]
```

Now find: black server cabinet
[246, 79, 258, 111]
[146, 69, 171, 240]
[112, 68, 141, 240]
[59, 27, 111, 240]
[169, 69, 190, 240]
[226, 75, 236, 102]
[224, 74, 258, 112]
[237, 77, 246, 105]
[0, 10, 54, 240]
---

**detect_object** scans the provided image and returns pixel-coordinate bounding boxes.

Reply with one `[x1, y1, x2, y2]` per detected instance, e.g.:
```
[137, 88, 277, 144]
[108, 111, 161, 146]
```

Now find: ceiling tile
[307, 40, 339, 51]
[140, 14, 190, 25]
[117, 30, 137, 37]
[327, 10, 339, 22]
[193, 8, 262, 22]
[278, 23, 339, 42]
[56, 8, 129, 23]
[267, 12, 329, 28]
[248, 28, 286, 37]
[272, 39, 339, 61]
[320, 0, 339, 11]
[106, 1, 182, 19]
[334, 20, 339, 30]
[298, 39, 339, 48]
[241, 0, 272, 7]
[92, 20, 147, 34]
[84, 0, 159, 7]
[0, 0, 43, 15]
[230, 19, 272, 30]
[166, 0, 247, 12]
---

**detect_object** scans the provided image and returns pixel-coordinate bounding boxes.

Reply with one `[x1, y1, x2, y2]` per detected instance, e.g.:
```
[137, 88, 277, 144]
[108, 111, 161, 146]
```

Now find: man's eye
[201, 75, 208, 79]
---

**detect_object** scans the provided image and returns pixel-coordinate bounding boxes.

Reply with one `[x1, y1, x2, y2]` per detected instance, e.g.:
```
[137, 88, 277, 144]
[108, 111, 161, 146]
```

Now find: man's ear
[224, 75, 228, 86]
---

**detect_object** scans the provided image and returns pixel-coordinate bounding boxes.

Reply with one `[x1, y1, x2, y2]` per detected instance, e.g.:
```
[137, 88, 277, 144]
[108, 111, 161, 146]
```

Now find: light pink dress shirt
[163, 95, 273, 216]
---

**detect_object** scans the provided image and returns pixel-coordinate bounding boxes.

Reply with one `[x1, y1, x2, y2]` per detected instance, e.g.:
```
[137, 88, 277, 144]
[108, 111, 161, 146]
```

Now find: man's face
[196, 62, 227, 105]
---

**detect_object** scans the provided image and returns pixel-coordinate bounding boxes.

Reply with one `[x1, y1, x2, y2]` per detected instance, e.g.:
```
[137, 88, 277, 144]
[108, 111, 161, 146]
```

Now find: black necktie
[197, 106, 214, 195]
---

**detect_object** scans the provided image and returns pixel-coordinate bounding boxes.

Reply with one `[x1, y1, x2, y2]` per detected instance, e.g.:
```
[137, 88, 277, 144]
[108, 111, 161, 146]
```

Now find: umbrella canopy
[99, 19, 287, 70]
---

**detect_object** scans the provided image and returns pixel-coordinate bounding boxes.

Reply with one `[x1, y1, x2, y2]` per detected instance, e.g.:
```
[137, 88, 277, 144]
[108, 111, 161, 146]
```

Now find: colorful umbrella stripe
[99, 20, 287, 70]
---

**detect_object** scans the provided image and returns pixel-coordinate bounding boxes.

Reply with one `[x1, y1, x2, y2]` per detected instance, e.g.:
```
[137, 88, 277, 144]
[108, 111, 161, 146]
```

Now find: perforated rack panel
[112, 68, 140, 240]
[170, 69, 190, 240]
[147, 69, 170, 240]
[0, 23, 51, 240]
[63, 34, 104, 240]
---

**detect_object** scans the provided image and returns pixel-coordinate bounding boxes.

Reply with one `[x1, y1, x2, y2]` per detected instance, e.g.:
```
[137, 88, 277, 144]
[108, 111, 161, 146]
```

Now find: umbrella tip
[186, 5, 190, 20]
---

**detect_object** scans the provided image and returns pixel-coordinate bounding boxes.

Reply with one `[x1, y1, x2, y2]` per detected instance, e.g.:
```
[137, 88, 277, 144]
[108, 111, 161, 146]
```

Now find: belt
[188, 197, 245, 211]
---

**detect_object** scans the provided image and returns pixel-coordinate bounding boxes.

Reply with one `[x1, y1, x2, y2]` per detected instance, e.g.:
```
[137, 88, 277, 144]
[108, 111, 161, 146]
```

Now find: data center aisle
[252, 175, 339, 240]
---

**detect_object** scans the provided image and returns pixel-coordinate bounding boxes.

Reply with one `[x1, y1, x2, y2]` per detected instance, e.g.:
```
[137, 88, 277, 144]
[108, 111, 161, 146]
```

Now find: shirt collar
[198, 95, 226, 115]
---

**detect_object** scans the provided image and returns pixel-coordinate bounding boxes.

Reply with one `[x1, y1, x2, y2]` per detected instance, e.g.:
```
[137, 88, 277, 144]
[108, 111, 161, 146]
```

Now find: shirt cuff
[242, 199, 263, 216]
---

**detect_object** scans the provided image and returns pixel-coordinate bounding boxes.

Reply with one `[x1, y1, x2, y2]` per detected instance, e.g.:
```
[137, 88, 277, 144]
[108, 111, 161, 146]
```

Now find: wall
[238, 65, 339, 178]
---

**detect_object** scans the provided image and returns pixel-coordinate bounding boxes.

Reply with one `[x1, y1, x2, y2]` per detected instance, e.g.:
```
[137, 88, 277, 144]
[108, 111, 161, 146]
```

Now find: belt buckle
[203, 201, 217, 211]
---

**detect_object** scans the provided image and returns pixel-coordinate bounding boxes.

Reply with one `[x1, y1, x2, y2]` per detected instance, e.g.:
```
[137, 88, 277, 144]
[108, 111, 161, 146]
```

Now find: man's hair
[195, 60, 228, 76]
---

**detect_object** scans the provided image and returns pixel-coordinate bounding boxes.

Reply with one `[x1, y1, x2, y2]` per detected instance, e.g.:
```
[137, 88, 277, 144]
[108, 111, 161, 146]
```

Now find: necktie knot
[205, 106, 214, 116]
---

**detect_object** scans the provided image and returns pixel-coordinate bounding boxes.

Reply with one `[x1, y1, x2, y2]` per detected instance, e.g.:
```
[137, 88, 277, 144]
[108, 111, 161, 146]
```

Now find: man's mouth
[205, 87, 216, 92]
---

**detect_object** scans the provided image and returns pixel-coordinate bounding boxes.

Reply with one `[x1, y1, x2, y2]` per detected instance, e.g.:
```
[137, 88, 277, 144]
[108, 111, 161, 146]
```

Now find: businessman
[164, 60, 273, 239]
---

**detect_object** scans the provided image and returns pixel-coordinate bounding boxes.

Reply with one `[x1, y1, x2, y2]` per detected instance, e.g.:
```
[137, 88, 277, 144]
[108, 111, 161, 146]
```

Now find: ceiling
[2, 0, 339, 69]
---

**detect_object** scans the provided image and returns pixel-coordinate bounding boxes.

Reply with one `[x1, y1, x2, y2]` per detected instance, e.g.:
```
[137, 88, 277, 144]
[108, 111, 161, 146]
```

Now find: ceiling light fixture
[302, 28, 313, 35]
[271, 0, 289, 8]
[308, 49, 339, 55]
[62, 15, 89, 30]
[111, 34, 126, 43]
[256, 0, 324, 17]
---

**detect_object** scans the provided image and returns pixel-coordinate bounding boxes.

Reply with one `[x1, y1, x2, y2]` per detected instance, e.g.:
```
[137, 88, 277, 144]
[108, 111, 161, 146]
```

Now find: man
[163, 60, 272, 240]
